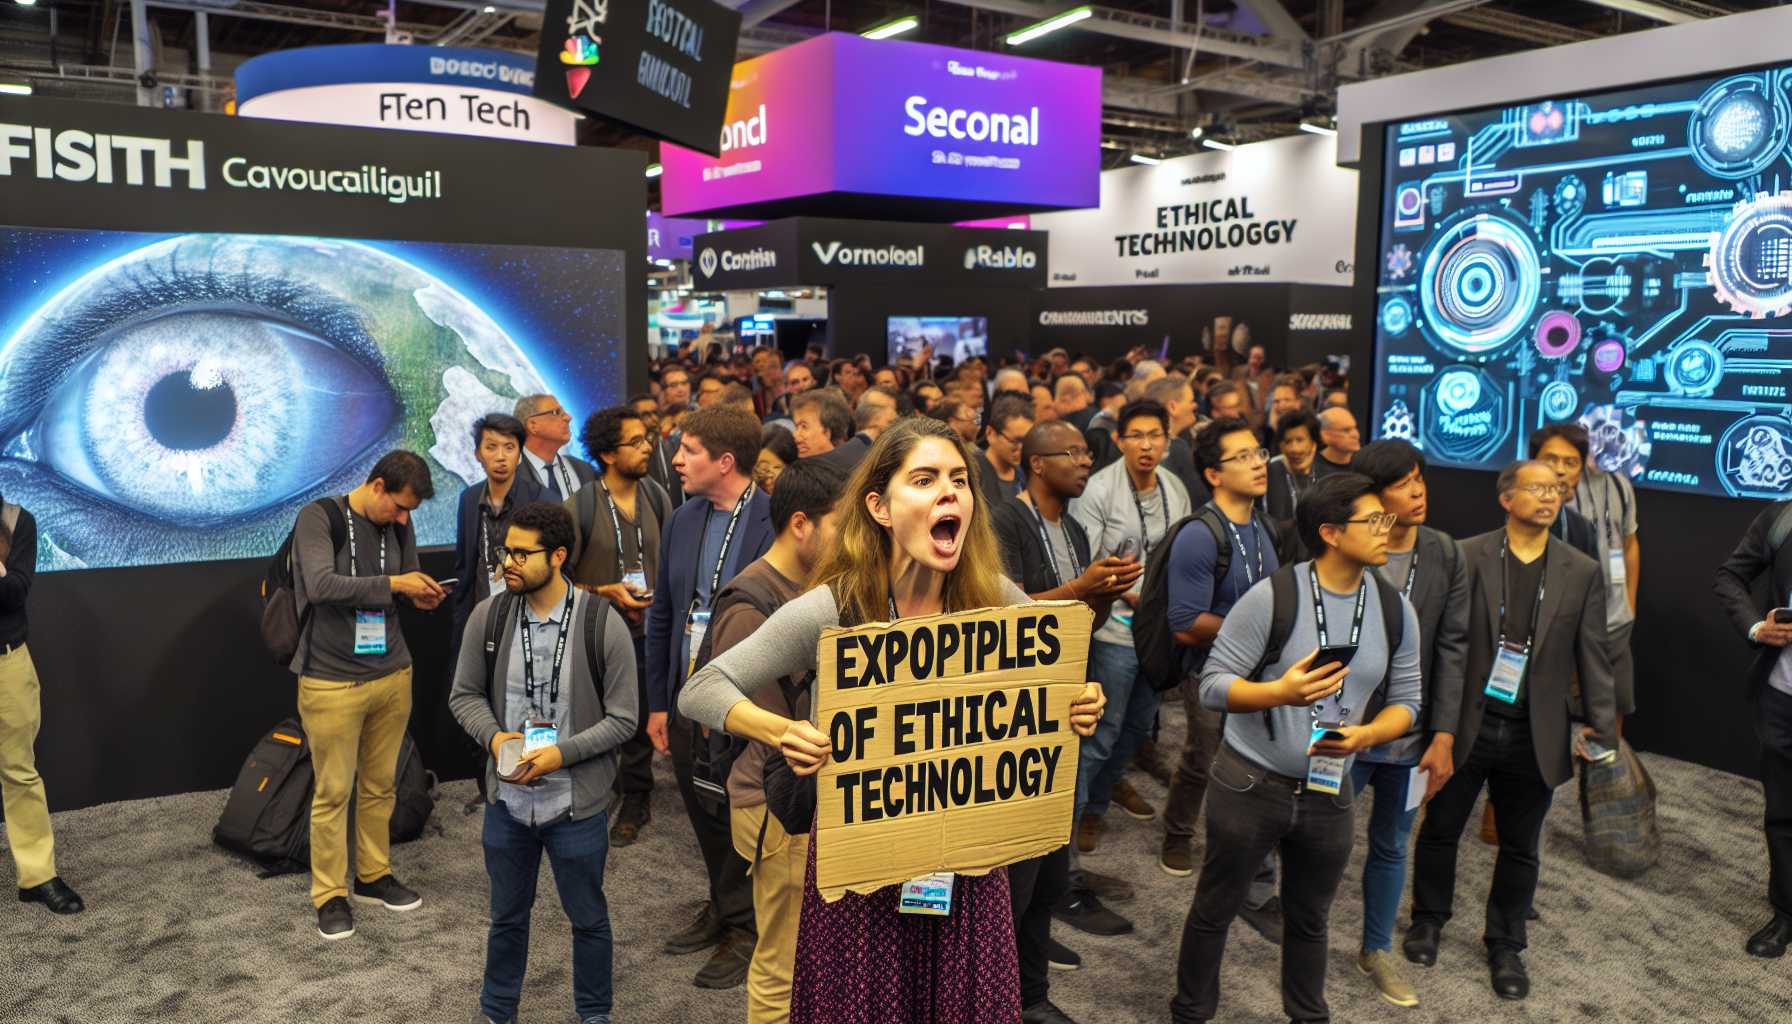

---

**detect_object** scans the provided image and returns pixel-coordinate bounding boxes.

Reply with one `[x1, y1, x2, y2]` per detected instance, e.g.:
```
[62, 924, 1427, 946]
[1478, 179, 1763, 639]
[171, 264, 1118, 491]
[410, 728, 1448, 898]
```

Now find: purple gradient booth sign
[660, 33, 1100, 219]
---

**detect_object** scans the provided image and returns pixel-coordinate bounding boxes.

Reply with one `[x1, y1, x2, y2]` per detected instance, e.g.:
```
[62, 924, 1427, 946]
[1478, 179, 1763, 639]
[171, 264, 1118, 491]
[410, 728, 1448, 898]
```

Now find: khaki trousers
[730, 801, 809, 1024]
[0, 645, 56, 889]
[298, 668, 411, 908]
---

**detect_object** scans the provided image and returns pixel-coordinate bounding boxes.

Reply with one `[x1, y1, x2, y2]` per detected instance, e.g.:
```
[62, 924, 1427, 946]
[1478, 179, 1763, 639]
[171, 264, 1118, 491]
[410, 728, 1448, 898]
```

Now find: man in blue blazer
[644, 406, 774, 989]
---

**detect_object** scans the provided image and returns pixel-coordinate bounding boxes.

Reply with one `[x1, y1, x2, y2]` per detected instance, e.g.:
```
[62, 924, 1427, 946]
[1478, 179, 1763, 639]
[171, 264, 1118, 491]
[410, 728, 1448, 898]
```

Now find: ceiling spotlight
[862, 15, 920, 40]
[16, 0, 40, 7]
[1202, 138, 1236, 152]
[1129, 153, 1162, 166]
[645, 163, 663, 178]
[482, 4, 497, 12]
[1300, 120, 1337, 137]
[1006, 5, 1092, 46]
[1189, 126, 1205, 140]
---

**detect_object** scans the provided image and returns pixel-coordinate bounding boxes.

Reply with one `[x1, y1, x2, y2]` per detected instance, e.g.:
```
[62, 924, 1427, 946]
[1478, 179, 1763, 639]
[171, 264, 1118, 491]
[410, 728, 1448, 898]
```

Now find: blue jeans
[481, 803, 613, 1022]
[1350, 757, 1420, 954]
[1079, 639, 1161, 818]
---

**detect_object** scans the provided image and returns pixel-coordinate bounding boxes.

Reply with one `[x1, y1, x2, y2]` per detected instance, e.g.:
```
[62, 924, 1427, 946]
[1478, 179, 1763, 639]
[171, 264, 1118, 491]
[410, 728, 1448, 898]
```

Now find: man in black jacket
[0, 495, 83, 915]
[516, 393, 598, 500]
[1713, 501, 1792, 958]
[1404, 460, 1616, 1000]
[993, 420, 1138, 1024]
[1348, 441, 1472, 1007]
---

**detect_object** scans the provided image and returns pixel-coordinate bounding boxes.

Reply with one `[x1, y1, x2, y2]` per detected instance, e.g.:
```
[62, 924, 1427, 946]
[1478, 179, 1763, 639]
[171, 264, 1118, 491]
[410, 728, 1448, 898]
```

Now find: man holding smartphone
[1160, 417, 1281, 942]
[1713, 502, 1792, 958]
[567, 406, 673, 847]
[1170, 473, 1422, 1024]
[1404, 460, 1615, 1000]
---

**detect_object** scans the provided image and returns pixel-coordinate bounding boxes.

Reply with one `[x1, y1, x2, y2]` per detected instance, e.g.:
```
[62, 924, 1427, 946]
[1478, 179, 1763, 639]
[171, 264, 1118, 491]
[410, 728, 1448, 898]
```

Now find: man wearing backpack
[698, 461, 843, 1024]
[1403, 460, 1615, 1001]
[450, 501, 639, 1024]
[1159, 417, 1281, 941]
[291, 451, 444, 941]
[1170, 473, 1423, 1024]
[1347, 440, 1471, 1008]
[567, 406, 674, 847]
[0, 494, 84, 915]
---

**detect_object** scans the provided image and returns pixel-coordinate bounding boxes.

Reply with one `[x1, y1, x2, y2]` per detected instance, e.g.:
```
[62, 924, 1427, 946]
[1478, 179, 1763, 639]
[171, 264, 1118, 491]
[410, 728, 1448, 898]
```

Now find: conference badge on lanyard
[898, 871, 955, 916]
[354, 610, 387, 656]
[1307, 722, 1348, 795]
[686, 608, 711, 678]
[524, 717, 558, 754]
[1605, 547, 1627, 588]
[1485, 642, 1527, 704]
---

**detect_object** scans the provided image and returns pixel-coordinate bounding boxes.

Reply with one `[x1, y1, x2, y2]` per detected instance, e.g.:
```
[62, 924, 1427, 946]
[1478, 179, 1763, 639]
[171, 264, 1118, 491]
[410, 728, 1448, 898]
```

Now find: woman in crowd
[678, 417, 1106, 1023]
[754, 424, 800, 494]
[1263, 407, 1322, 523]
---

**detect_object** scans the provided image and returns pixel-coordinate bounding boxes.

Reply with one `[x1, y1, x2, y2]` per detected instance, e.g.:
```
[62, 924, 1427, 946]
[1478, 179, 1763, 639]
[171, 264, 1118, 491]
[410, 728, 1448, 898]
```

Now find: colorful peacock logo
[560, 34, 601, 99]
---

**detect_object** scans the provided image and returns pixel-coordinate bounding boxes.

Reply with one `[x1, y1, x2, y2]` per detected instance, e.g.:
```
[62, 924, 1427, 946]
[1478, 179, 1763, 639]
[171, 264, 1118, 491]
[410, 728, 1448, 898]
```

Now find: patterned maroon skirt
[789, 834, 1021, 1023]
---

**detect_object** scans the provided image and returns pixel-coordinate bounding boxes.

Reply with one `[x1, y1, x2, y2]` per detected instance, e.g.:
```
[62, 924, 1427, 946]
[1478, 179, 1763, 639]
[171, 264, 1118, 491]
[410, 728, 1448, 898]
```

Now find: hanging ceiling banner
[1031, 134, 1358, 288]
[535, 0, 741, 154]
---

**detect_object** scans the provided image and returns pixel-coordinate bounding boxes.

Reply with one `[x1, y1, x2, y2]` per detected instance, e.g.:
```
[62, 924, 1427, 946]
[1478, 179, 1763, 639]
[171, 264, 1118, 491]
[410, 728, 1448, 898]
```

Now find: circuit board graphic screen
[1370, 66, 1792, 498]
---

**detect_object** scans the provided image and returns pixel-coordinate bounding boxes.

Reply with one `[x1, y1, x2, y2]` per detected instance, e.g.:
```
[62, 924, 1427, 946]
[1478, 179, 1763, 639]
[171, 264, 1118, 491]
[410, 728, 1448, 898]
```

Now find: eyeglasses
[999, 432, 1028, 448]
[1041, 447, 1094, 463]
[1120, 430, 1167, 446]
[493, 546, 547, 565]
[1516, 483, 1566, 499]
[528, 407, 569, 421]
[1220, 447, 1271, 466]
[621, 435, 654, 450]
[1339, 512, 1398, 534]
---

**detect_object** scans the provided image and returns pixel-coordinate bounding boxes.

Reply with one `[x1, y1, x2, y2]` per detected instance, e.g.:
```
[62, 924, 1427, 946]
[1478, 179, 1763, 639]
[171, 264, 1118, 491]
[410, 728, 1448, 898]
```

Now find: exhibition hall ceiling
[0, 0, 1784, 182]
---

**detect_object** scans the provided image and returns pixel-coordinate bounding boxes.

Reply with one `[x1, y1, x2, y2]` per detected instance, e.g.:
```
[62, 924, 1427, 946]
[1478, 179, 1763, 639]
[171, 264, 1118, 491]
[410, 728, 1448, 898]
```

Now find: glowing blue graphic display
[0, 229, 625, 571]
[1371, 66, 1792, 498]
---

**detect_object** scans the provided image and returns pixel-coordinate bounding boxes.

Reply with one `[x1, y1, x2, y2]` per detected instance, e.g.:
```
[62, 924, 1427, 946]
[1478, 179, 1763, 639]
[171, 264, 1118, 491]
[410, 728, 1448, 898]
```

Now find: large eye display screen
[1370, 66, 1792, 499]
[0, 228, 625, 571]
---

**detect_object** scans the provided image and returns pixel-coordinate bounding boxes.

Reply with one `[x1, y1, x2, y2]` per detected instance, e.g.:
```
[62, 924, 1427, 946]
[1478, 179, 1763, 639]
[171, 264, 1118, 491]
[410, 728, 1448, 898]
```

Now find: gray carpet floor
[2, 697, 1787, 1024]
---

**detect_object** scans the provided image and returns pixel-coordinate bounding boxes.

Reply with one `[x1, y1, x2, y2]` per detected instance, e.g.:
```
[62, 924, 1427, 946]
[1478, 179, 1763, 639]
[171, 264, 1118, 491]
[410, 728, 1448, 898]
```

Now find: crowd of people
[1, 336, 1790, 1024]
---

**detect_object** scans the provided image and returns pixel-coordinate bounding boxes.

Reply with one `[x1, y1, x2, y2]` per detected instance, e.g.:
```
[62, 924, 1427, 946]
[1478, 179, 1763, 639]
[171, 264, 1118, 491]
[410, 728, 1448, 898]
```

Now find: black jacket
[991, 494, 1111, 639]
[1714, 501, 1792, 714]
[810, 433, 873, 476]
[0, 501, 35, 648]
[448, 475, 544, 643]
[974, 449, 1025, 515]
[649, 433, 685, 507]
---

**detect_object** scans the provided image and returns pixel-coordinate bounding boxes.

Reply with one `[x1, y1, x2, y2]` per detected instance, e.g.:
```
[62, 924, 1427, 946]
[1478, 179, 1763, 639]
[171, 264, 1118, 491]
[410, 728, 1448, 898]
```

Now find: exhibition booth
[1338, 20, 1792, 776]
[0, 93, 644, 809]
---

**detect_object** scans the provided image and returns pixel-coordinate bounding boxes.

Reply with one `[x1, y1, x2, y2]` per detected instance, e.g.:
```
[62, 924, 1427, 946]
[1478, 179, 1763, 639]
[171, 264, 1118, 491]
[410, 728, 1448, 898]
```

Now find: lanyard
[598, 477, 643, 575]
[518, 584, 575, 715]
[344, 504, 386, 577]
[693, 483, 755, 613]
[1398, 539, 1420, 598]
[1305, 564, 1365, 723]
[1221, 510, 1266, 587]
[1583, 475, 1627, 549]
[479, 488, 506, 579]
[1498, 539, 1549, 654]
[1129, 470, 1167, 554]
[1026, 498, 1082, 588]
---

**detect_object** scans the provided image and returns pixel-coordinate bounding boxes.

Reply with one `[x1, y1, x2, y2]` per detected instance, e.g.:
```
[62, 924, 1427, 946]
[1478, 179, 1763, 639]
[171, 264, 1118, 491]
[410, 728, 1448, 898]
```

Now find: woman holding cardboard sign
[680, 416, 1105, 1024]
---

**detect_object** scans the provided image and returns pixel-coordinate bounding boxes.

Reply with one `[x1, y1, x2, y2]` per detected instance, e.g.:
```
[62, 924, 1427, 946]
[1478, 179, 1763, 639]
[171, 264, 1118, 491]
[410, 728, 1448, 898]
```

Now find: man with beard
[451, 501, 639, 1024]
[995, 420, 1141, 1024]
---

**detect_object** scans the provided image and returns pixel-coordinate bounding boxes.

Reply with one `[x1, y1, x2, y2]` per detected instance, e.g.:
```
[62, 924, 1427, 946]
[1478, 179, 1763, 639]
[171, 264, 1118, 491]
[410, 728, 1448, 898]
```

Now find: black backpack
[214, 721, 437, 876]
[260, 498, 345, 668]
[1136, 505, 1285, 692]
[688, 582, 810, 815]
[481, 589, 609, 719]
[1237, 564, 1406, 740]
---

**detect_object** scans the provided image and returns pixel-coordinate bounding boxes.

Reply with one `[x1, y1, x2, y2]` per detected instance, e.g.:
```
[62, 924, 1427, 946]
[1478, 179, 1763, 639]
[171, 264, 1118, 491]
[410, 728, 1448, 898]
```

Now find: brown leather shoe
[609, 793, 650, 847]
[1076, 811, 1102, 853]
[1112, 779, 1157, 821]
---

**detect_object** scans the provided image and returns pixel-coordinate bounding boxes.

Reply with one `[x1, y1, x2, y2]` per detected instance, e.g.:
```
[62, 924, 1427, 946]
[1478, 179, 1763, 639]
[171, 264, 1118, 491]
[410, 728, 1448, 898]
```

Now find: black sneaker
[353, 875, 423, 912]
[1052, 887, 1133, 936]
[1238, 895, 1283, 945]
[317, 896, 355, 941]
[665, 901, 723, 955]
[1046, 935, 1082, 970]
[693, 928, 753, 989]
[1021, 998, 1079, 1024]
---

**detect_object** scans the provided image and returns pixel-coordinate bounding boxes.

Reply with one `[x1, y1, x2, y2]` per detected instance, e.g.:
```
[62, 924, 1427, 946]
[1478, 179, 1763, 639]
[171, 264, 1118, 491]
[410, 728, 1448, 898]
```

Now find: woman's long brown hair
[810, 416, 1008, 627]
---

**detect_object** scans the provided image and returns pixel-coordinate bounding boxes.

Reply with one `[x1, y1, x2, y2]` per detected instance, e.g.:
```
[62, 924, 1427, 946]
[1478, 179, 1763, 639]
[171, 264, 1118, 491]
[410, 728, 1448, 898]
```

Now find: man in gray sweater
[290, 450, 444, 941]
[451, 501, 639, 1024]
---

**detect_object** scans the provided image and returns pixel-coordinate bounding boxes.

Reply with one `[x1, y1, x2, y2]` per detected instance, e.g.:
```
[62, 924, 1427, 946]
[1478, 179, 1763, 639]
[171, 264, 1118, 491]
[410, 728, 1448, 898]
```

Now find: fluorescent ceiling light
[1006, 5, 1092, 46]
[1580, 0, 1698, 25]
[16, 0, 39, 7]
[862, 15, 920, 40]
[645, 163, 663, 178]
[1129, 153, 1162, 165]
[1202, 139, 1236, 152]
[1300, 121, 1337, 137]
[0, 83, 31, 96]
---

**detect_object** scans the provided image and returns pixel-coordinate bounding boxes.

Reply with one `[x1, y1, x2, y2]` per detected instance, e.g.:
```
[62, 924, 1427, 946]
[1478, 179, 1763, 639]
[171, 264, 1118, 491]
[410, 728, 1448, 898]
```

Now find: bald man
[1314, 407, 1361, 479]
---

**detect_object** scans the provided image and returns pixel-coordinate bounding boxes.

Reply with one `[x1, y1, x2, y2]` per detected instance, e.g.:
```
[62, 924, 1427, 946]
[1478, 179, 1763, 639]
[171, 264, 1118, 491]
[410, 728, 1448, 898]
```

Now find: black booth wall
[4, 97, 646, 812]
[828, 285, 1038, 368]
[1031, 283, 1314, 366]
[1347, 121, 1763, 780]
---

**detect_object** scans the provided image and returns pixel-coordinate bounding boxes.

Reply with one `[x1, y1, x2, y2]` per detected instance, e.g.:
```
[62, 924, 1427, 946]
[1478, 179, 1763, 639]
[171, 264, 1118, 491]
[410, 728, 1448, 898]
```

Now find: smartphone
[1314, 727, 1347, 742]
[1575, 733, 1619, 766]
[1114, 538, 1137, 560]
[436, 577, 460, 588]
[1311, 645, 1358, 674]
[1772, 607, 1792, 624]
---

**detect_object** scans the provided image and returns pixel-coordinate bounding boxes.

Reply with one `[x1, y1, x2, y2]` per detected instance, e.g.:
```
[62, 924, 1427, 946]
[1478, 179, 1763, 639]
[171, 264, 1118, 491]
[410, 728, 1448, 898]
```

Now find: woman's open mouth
[929, 513, 963, 558]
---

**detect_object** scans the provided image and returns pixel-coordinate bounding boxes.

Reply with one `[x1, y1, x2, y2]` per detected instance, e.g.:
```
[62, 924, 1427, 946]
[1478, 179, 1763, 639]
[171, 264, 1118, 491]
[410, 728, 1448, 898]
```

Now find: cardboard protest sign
[813, 600, 1092, 902]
